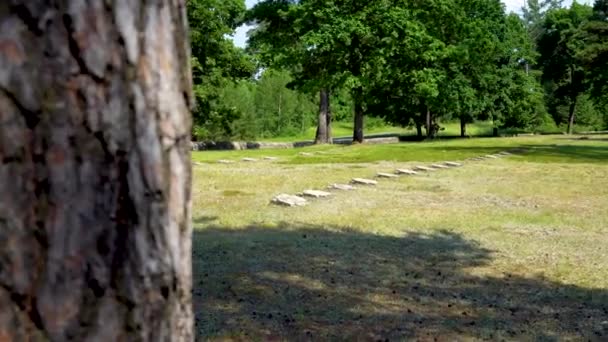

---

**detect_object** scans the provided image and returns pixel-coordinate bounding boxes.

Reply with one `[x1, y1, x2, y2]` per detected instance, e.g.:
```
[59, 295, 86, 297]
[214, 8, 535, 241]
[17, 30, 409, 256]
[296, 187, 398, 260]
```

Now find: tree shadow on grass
[192, 220, 608, 340]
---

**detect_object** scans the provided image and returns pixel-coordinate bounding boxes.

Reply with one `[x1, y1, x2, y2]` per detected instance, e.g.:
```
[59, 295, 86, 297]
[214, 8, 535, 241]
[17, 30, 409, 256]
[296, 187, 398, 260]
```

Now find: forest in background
[187, 0, 608, 142]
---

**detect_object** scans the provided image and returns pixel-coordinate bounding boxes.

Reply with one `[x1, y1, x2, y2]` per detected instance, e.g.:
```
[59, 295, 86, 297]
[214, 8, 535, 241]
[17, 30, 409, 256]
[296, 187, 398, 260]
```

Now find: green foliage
[189, 0, 608, 142]
[575, 0, 608, 102]
[253, 69, 317, 138]
[188, 0, 255, 140]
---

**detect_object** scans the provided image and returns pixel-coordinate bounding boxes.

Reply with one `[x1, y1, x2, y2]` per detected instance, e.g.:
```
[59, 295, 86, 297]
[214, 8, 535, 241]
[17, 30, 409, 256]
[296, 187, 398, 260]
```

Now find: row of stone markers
[271, 150, 518, 207]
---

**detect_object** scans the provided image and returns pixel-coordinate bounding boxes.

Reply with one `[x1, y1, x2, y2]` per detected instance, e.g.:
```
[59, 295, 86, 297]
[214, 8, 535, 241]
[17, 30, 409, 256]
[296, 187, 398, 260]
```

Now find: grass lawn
[192, 135, 608, 340]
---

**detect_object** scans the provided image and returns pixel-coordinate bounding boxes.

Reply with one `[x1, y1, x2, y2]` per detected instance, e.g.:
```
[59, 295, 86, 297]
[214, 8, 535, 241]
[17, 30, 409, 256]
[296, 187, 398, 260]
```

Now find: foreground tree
[0, 1, 193, 339]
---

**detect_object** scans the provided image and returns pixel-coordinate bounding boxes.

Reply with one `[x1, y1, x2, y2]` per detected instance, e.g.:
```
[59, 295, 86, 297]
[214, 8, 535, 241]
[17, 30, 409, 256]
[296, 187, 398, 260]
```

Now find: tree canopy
[187, 0, 608, 141]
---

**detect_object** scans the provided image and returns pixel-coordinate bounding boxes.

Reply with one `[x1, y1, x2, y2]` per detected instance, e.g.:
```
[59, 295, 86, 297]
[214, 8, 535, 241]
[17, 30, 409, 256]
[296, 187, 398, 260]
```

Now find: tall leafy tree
[538, 3, 593, 134]
[576, 0, 608, 102]
[522, 0, 565, 44]
[188, 0, 255, 139]
[247, 0, 337, 144]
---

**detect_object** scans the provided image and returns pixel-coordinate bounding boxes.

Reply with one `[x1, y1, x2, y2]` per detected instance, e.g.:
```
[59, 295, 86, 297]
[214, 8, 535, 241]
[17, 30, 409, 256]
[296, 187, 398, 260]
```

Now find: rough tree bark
[0, 1, 193, 340]
[353, 87, 364, 143]
[314, 89, 332, 144]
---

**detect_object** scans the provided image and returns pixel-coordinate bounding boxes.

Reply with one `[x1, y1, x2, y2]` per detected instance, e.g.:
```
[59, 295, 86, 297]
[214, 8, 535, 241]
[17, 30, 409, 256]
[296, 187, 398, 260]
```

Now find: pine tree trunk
[416, 122, 423, 139]
[353, 87, 364, 143]
[315, 89, 331, 144]
[0, 1, 193, 340]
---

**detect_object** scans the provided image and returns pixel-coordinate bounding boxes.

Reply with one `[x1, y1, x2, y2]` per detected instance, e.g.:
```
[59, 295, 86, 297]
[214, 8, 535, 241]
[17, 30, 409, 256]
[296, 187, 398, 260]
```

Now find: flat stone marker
[485, 155, 499, 159]
[351, 178, 378, 185]
[272, 194, 307, 207]
[396, 169, 418, 175]
[242, 158, 258, 162]
[299, 152, 314, 156]
[263, 156, 279, 161]
[377, 172, 399, 179]
[498, 151, 512, 156]
[302, 190, 332, 198]
[192, 162, 205, 166]
[430, 164, 449, 169]
[217, 159, 234, 164]
[414, 166, 434, 172]
[444, 161, 462, 167]
[328, 183, 356, 191]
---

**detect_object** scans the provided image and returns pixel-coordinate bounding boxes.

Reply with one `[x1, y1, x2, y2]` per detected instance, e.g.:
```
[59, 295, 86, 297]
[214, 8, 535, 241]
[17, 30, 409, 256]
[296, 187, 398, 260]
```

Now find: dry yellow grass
[192, 136, 608, 340]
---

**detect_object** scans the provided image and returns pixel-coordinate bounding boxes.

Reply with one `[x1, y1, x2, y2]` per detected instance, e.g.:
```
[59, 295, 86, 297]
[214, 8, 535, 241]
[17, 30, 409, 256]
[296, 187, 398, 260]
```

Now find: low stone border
[191, 136, 401, 151]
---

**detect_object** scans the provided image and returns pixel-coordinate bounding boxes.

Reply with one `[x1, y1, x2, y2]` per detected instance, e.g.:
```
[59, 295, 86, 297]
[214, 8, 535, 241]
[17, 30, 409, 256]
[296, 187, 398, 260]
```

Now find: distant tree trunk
[460, 117, 467, 137]
[315, 89, 332, 144]
[0, 1, 193, 340]
[426, 107, 437, 139]
[567, 98, 577, 135]
[566, 66, 579, 135]
[416, 121, 423, 138]
[353, 87, 364, 143]
[326, 91, 333, 143]
[277, 92, 283, 133]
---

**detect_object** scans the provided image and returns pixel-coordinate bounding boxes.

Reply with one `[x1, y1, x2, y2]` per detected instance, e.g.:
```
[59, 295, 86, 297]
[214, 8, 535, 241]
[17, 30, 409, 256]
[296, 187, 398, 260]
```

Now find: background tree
[576, 0, 608, 106]
[246, 0, 337, 144]
[188, 0, 255, 140]
[538, 3, 593, 134]
[0, 1, 193, 339]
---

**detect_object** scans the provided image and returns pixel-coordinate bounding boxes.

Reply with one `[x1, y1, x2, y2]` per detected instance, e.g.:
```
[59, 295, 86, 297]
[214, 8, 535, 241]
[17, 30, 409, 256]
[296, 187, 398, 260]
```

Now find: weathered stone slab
[242, 158, 258, 162]
[299, 152, 314, 156]
[444, 161, 462, 167]
[328, 183, 356, 191]
[271, 194, 307, 207]
[498, 151, 512, 156]
[414, 166, 434, 172]
[351, 178, 378, 185]
[217, 159, 234, 164]
[485, 155, 499, 159]
[377, 172, 399, 178]
[302, 190, 333, 198]
[263, 156, 279, 161]
[395, 169, 418, 175]
[430, 164, 449, 169]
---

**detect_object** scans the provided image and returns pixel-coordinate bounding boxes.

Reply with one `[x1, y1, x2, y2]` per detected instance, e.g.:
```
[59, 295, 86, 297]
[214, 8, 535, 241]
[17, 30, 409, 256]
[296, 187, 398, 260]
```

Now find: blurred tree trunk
[353, 87, 364, 143]
[460, 117, 467, 137]
[0, 1, 193, 340]
[315, 89, 332, 144]
[426, 107, 437, 139]
[567, 98, 577, 135]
